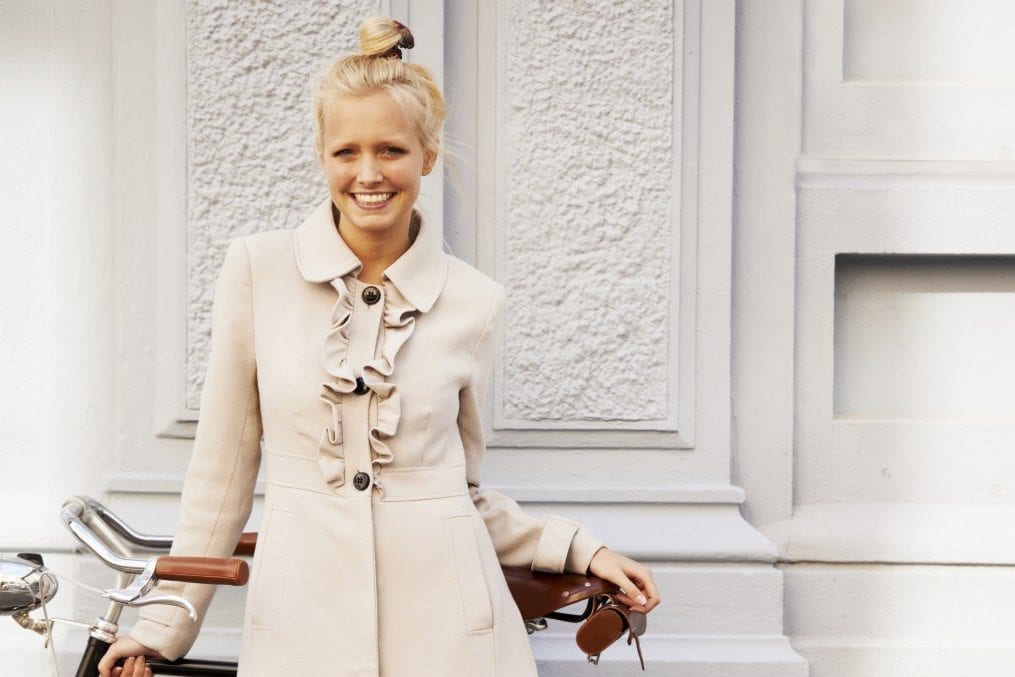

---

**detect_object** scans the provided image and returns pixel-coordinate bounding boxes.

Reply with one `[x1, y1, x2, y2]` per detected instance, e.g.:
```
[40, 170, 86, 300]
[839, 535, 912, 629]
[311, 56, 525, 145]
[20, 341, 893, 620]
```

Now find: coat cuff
[128, 607, 195, 662]
[564, 527, 607, 575]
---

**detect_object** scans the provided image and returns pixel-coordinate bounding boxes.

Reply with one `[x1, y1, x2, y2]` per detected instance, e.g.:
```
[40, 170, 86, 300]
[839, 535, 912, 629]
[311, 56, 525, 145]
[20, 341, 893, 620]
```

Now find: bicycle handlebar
[61, 500, 148, 575]
[76, 496, 173, 550]
[61, 497, 248, 587]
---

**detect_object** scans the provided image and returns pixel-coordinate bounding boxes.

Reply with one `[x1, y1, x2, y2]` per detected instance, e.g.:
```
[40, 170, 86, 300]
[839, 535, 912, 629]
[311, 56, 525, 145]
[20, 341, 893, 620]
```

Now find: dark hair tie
[380, 20, 415, 59]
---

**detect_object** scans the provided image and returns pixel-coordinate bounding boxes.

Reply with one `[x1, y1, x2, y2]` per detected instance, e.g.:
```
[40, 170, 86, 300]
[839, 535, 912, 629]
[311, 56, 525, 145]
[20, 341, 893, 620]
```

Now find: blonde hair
[313, 16, 447, 160]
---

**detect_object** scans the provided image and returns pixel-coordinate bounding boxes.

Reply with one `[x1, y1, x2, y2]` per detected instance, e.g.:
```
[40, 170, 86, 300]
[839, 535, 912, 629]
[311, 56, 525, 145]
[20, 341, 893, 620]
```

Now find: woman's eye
[333, 149, 354, 157]
[381, 147, 406, 157]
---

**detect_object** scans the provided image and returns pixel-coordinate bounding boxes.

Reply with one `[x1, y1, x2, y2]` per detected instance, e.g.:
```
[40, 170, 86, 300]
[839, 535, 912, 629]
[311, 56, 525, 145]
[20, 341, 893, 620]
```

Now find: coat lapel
[294, 197, 448, 313]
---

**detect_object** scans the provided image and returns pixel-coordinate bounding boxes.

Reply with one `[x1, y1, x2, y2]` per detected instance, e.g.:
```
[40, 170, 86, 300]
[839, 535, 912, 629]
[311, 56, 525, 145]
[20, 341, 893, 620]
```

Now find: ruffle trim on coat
[317, 277, 419, 496]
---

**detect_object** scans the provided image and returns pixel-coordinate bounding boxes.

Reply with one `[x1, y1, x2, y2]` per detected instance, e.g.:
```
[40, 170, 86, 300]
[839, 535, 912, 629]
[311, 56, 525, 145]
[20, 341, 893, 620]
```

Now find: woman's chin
[340, 214, 412, 236]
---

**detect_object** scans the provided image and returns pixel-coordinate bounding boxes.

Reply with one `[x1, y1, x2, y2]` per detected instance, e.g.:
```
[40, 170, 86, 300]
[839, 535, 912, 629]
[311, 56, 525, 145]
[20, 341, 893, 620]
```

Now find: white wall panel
[774, 165, 1015, 563]
[805, 0, 1015, 160]
[785, 563, 1015, 675]
[484, 0, 695, 448]
[844, 0, 1015, 83]
[0, 0, 115, 544]
[834, 256, 1015, 420]
[739, 0, 1015, 672]
[497, 0, 675, 427]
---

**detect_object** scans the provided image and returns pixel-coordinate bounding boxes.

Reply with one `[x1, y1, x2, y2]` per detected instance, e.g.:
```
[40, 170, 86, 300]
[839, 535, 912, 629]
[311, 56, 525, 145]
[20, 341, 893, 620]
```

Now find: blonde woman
[99, 17, 659, 677]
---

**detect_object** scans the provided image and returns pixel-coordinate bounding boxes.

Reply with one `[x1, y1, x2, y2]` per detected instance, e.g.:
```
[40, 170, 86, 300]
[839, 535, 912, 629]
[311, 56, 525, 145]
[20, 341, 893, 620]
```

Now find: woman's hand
[587, 547, 661, 614]
[97, 636, 163, 677]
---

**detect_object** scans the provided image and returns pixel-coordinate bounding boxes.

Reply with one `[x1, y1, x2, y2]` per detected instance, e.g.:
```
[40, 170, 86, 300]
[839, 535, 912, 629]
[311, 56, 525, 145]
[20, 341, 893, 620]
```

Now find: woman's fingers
[611, 590, 642, 609]
[118, 655, 151, 677]
[97, 636, 161, 676]
[642, 576, 661, 611]
[627, 567, 661, 612]
[612, 565, 662, 613]
[609, 571, 649, 612]
[587, 547, 662, 613]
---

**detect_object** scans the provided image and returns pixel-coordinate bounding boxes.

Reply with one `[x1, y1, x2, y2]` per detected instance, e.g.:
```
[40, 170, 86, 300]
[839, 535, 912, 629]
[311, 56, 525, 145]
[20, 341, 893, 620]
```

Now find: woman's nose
[356, 157, 382, 185]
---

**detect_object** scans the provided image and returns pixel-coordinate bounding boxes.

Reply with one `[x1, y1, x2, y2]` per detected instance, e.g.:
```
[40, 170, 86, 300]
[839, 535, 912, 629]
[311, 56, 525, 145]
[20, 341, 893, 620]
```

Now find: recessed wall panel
[834, 255, 1015, 420]
[499, 0, 675, 426]
[804, 0, 1015, 160]
[794, 173, 1015, 515]
[844, 0, 1015, 83]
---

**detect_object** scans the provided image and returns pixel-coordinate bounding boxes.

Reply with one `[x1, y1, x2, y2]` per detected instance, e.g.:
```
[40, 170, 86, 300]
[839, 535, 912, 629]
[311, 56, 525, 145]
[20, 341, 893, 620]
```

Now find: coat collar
[294, 197, 448, 312]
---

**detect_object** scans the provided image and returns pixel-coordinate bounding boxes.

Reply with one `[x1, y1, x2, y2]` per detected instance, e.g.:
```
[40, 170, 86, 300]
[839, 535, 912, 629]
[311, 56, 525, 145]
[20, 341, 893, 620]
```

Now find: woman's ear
[422, 150, 437, 176]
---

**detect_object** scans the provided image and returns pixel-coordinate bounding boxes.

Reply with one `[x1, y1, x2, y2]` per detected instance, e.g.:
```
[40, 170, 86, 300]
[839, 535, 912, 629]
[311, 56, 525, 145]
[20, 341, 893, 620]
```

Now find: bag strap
[625, 614, 646, 671]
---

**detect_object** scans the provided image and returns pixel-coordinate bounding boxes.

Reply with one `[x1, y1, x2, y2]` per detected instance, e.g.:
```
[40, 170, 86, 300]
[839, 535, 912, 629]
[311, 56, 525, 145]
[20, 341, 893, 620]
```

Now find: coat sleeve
[129, 238, 263, 660]
[459, 284, 605, 575]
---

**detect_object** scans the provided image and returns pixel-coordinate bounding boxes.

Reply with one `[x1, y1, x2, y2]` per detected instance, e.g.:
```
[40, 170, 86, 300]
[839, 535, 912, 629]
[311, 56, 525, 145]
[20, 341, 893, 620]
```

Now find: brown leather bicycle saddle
[500, 566, 617, 619]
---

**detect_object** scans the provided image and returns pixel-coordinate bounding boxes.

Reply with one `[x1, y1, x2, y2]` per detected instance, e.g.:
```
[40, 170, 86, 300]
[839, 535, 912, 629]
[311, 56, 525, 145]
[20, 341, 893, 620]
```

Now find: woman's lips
[352, 192, 395, 209]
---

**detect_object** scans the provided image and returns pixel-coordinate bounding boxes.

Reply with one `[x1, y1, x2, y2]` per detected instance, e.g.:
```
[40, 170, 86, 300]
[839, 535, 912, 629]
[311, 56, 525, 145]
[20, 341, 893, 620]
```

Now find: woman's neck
[332, 206, 415, 284]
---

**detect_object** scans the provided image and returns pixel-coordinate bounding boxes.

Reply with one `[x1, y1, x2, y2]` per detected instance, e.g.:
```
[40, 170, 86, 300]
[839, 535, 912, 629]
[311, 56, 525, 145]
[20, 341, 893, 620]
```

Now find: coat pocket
[250, 507, 295, 629]
[445, 514, 494, 633]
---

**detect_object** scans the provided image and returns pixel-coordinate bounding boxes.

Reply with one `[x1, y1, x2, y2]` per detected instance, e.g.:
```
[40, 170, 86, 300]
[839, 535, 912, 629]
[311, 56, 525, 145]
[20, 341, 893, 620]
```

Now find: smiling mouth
[353, 193, 394, 206]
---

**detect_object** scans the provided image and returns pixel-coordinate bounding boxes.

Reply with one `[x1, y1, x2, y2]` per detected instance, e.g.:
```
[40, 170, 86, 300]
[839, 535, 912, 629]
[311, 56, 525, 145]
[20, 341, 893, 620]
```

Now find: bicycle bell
[0, 553, 58, 615]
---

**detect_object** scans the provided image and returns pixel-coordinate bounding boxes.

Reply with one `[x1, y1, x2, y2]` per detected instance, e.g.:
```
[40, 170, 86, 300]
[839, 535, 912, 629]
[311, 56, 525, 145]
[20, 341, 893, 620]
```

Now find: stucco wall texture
[186, 0, 379, 409]
[502, 0, 673, 422]
[185, 0, 674, 424]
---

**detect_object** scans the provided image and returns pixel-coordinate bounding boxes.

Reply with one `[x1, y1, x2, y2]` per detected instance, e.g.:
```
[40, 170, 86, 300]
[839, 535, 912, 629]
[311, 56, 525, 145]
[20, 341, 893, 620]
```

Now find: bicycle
[2, 496, 633, 675]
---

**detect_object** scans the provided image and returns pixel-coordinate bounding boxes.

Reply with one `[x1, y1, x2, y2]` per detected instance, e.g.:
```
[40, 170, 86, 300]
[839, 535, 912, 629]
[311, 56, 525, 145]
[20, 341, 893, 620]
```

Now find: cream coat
[129, 198, 605, 676]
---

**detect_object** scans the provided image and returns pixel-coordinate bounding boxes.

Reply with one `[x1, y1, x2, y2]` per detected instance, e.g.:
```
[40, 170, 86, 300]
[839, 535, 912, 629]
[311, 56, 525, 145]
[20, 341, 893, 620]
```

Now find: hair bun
[359, 16, 415, 60]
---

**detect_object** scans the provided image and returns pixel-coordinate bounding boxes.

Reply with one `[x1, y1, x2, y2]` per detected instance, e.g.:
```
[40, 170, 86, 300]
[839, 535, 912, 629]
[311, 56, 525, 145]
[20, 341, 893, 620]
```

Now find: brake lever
[127, 592, 197, 621]
[102, 557, 197, 621]
[103, 557, 158, 604]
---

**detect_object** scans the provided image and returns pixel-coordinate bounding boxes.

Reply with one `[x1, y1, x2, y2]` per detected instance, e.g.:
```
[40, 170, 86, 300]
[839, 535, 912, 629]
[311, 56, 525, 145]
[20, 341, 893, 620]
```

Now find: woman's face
[319, 91, 434, 238]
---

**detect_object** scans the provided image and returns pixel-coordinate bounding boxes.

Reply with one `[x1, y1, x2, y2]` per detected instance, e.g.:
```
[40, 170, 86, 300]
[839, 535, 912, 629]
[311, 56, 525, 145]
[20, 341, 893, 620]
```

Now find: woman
[99, 16, 659, 677]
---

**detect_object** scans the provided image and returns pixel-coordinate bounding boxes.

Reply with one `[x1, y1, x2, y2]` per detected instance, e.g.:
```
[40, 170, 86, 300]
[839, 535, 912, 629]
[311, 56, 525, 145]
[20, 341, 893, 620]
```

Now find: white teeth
[354, 193, 393, 204]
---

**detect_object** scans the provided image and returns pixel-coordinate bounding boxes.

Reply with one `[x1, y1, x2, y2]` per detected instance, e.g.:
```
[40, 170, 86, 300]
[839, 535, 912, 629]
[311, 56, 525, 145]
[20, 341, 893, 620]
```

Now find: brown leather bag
[501, 566, 647, 669]
[575, 596, 647, 669]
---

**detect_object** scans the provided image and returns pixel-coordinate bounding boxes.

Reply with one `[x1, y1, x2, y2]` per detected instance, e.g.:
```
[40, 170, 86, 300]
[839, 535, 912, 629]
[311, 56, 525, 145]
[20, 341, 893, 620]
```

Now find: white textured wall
[502, 0, 673, 423]
[0, 0, 115, 544]
[1, 1, 117, 673]
[736, 0, 1015, 673]
[186, 0, 378, 410]
[0, 1, 815, 674]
